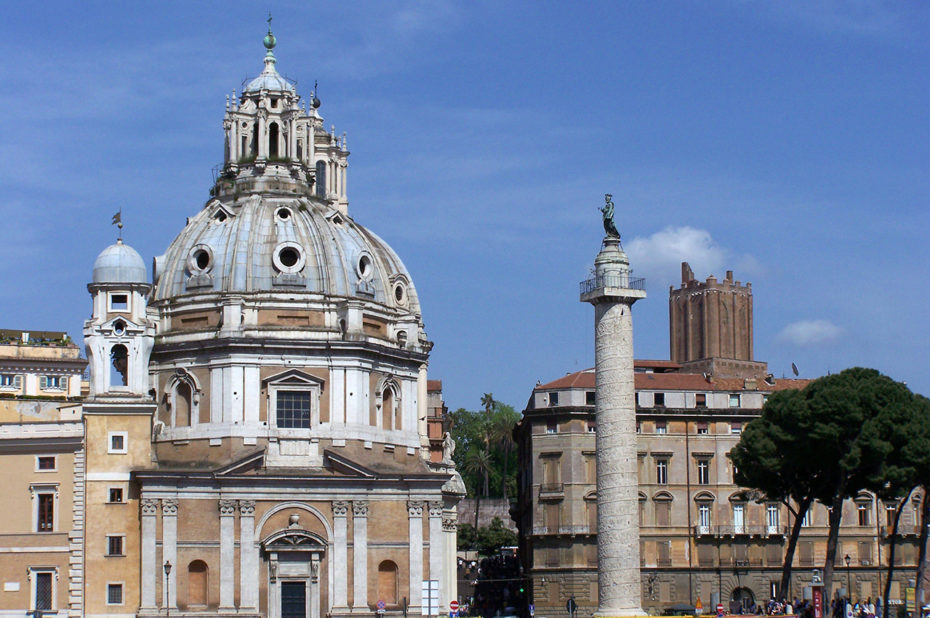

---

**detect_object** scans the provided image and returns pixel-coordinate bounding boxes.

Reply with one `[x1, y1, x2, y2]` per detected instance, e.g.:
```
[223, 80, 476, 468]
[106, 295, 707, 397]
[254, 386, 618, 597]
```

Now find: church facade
[0, 26, 462, 618]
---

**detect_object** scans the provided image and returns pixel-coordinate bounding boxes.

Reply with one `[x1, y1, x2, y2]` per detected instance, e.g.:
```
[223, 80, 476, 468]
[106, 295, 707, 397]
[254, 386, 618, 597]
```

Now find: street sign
[529, 604, 535, 617]
[378, 601, 386, 610]
[450, 601, 459, 612]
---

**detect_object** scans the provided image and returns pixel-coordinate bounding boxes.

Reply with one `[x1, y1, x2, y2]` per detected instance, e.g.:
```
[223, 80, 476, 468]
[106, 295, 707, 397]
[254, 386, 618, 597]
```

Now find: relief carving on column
[428, 501, 443, 518]
[442, 517, 457, 532]
[218, 499, 237, 516]
[239, 500, 256, 516]
[407, 500, 424, 517]
[353, 501, 369, 517]
[141, 498, 159, 516]
[162, 499, 178, 516]
[332, 500, 349, 517]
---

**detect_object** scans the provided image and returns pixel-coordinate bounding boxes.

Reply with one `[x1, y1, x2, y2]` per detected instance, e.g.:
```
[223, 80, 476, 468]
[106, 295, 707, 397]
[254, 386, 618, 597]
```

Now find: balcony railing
[693, 525, 788, 537]
[531, 525, 593, 536]
[579, 273, 646, 295]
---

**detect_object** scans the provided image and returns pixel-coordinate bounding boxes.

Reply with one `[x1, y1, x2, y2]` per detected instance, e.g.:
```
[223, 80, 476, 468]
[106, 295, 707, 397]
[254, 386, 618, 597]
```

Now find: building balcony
[693, 525, 788, 538]
[531, 525, 593, 536]
[580, 274, 646, 296]
[539, 482, 565, 498]
[879, 524, 921, 538]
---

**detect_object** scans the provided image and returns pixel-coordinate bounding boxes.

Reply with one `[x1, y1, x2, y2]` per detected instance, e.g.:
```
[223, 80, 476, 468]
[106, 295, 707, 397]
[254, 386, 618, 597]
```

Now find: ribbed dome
[244, 56, 296, 94]
[153, 196, 421, 314]
[93, 240, 147, 284]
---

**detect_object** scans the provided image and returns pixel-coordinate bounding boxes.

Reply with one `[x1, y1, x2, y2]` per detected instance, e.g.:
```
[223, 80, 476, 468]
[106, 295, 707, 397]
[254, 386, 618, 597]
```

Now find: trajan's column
[580, 194, 646, 617]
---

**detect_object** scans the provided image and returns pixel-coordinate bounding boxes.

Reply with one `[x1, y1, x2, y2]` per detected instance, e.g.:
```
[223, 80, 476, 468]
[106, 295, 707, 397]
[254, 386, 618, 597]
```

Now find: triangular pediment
[323, 449, 376, 478]
[214, 450, 265, 476]
[261, 368, 325, 388]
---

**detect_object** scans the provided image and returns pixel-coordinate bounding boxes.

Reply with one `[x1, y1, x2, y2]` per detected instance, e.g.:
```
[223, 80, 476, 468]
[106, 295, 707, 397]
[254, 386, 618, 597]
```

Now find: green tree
[476, 517, 518, 556]
[729, 388, 818, 600]
[463, 448, 492, 531]
[488, 403, 520, 501]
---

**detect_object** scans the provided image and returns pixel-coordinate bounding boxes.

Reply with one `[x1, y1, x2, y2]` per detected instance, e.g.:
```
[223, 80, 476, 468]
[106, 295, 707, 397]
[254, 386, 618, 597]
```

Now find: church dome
[153, 195, 421, 315]
[92, 240, 147, 284]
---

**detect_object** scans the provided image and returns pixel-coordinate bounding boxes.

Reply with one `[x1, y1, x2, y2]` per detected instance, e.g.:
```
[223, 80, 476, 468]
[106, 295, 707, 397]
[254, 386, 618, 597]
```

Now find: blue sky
[1, 2, 927, 411]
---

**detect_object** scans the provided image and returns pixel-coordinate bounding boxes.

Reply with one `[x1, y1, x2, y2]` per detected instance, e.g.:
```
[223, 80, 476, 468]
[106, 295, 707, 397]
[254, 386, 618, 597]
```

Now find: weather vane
[267, 12, 272, 31]
[111, 209, 123, 240]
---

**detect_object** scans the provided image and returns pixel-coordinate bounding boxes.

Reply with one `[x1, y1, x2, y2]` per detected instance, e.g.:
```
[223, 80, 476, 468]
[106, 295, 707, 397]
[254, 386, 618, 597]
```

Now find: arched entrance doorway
[730, 587, 755, 614]
[263, 529, 326, 618]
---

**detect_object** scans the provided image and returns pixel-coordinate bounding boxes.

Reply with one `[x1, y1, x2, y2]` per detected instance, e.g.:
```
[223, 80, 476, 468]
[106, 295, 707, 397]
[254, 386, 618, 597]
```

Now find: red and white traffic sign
[450, 601, 459, 611]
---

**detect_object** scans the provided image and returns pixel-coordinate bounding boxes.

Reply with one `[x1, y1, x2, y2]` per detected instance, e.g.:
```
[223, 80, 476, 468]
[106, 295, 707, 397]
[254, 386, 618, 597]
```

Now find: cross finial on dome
[263, 13, 276, 56]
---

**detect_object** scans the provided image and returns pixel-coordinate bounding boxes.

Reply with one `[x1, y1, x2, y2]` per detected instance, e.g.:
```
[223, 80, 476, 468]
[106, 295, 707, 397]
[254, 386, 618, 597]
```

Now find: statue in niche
[600, 193, 620, 239]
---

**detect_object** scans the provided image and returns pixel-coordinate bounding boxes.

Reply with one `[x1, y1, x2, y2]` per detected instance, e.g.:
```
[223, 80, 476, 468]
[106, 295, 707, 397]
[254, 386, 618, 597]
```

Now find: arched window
[315, 161, 326, 198]
[377, 561, 398, 605]
[379, 381, 401, 430]
[187, 560, 208, 607]
[585, 494, 597, 531]
[175, 381, 193, 427]
[110, 344, 128, 388]
[268, 122, 279, 157]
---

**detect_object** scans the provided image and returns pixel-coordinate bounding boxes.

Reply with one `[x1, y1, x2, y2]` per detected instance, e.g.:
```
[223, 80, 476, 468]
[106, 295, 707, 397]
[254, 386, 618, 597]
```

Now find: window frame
[107, 487, 125, 504]
[729, 393, 741, 408]
[656, 458, 669, 485]
[265, 371, 324, 433]
[106, 582, 124, 606]
[696, 459, 710, 485]
[31, 484, 59, 533]
[108, 293, 130, 312]
[29, 568, 57, 612]
[36, 456, 57, 472]
[108, 432, 128, 454]
[655, 420, 667, 434]
[106, 534, 125, 557]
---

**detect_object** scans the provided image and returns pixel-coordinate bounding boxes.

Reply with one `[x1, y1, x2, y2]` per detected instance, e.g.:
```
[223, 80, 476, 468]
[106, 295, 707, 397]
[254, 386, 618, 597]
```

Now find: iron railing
[579, 273, 646, 295]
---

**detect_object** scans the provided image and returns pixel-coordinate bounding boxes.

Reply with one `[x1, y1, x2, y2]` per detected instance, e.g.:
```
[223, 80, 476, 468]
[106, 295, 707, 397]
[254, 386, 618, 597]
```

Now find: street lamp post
[845, 554, 852, 617]
[164, 560, 172, 618]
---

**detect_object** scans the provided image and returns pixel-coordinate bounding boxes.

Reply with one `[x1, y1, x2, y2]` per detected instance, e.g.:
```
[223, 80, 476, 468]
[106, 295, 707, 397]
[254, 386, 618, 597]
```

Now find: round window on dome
[393, 282, 407, 305]
[188, 245, 214, 273]
[276, 207, 292, 220]
[113, 320, 126, 336]
[357, 254, 373, 281]
[272, 242, 306, 274]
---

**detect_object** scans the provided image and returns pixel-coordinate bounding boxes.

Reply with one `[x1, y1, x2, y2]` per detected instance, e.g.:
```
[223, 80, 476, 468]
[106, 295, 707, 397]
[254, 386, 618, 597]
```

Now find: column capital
[428, 500, 443, 518]
[162, 499, 178, 516]
[442, 516, 457, 532]
[333, 500, 350, 517]
[239, 500, 256, 516]
[353, 500, 369, 517]
[407, 500, 424, 518]
[219, 499, 237, 516]
[141, 498, 159, 516]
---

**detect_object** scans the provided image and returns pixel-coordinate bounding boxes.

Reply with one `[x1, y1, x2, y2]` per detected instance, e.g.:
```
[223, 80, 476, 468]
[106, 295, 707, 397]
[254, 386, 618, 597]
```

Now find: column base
[594, 608, 647, 618]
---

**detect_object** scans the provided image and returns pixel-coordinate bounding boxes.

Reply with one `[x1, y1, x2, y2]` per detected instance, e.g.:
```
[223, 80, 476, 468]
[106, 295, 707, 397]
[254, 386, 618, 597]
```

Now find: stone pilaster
[162, 499, 178, 609]
[219, 499, 237, 609]
[333, 500, 349, 610]
[352, 501, 369, 612]
[442, 514, 458, 608]
[408, 501, 424, 612]
[239, 500, 258, 610]
[140, 498, 158, 609]
[428, 501, 444, 608]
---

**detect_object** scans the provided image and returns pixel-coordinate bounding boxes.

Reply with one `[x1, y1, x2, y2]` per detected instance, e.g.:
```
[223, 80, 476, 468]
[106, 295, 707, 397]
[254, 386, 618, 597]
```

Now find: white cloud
[777, 320, 844, 346]
[625, 226, 759, 291]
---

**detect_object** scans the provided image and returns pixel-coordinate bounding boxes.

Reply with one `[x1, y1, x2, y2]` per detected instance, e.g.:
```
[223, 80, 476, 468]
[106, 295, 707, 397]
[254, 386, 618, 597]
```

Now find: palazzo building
[0, 26, 462, 618]
[513, 264, 921, 616]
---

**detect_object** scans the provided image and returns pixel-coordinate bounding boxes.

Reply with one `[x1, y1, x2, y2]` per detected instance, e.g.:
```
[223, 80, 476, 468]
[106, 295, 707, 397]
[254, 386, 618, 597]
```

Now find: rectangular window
[107, 583, 123, 605]
[733, 504, 745, 533]
[546, 419, 557, 434]
[37, 456, 56, 471]
[698, 503, 712, 528]
[107, 535, 124, 556]
[35, 572, 52, 610]
[697, 459, 710, 485]
[40, 375, 67, 391]
[110, 294, 129, 311]
[730, 422, 742, 435]
[548, 392, 559, 407]
[654, 393, 665, 407]
[886, 504, 897, 527]
[656, 500, 671, 526]
[38, 494, 54, 531]
[108, 487, 124, 503]
[108, 432, 127, 454]
[801, 509, 812, 527]
[276, 391, 311, 429]
[766, 504, 780, 533]
[585, 391, 596, 406]
[858, 541, 872, 565]
[655, 420, 667, 434]
[695, 393, 707, 407]
[656, 459, 668, 485]
[657, 540, 671, 566]
[586, 420, 596, 433]
[0, 374, 22, 389]
[858, 503, 871, 526]
[696, 421, 708, 435]
[729, 393, 741, 408]
[799, 540, 814, 566]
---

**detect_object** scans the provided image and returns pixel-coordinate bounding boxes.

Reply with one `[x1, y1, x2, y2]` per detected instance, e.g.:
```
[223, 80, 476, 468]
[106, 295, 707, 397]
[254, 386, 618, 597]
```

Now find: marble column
[408, 501, 424, 613]
[140, 499, 158, 609]
[240, 500, 258, 610]
[162, 499, 178, 609]
[442, 514, 458, 606]
[580, 235, 646, 617]
[428, 501, 444, 608]
[352, 501, 369, 612]
[333, 501, 349, 610]
[219, 500, 237, 608]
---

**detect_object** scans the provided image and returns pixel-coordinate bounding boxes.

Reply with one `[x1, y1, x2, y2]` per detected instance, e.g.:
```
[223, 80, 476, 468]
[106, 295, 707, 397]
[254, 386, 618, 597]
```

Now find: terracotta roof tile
[535, 367, 810, 393]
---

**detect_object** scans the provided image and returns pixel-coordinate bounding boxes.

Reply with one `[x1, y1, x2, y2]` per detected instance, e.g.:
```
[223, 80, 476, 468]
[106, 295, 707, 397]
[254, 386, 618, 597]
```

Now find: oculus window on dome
[272, 242, 306, 274]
